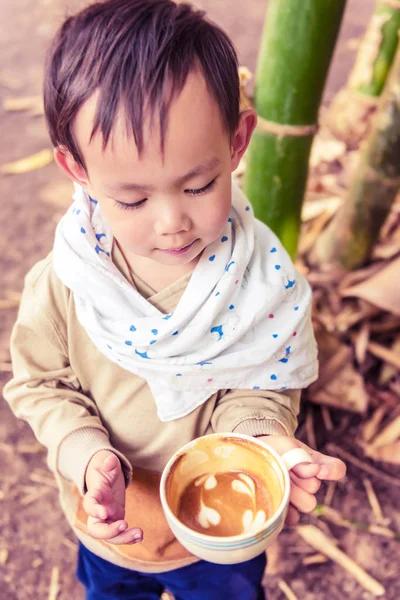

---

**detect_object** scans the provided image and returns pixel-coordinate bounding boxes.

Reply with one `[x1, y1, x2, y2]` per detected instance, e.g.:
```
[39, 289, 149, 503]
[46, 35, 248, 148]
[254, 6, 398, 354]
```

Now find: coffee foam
[166, 436, 285, 538]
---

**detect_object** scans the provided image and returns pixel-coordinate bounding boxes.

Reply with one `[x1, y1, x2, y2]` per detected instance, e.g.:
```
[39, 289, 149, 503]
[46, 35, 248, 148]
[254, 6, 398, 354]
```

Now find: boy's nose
[154, 201, 191, 236]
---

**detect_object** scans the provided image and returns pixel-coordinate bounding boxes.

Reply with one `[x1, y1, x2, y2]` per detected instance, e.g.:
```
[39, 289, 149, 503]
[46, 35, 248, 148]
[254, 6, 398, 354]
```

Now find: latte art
[177, 470, 272, 537]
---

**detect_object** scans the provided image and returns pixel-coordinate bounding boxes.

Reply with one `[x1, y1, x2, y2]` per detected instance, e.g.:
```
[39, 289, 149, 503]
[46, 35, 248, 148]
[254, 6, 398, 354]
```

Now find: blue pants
[77, 542, 267, 600]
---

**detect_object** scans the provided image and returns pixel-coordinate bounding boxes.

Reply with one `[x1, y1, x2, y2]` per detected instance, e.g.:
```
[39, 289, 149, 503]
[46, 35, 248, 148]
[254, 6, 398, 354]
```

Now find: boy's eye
[112, 198, 147, 211]
[185, 177, 217, 195]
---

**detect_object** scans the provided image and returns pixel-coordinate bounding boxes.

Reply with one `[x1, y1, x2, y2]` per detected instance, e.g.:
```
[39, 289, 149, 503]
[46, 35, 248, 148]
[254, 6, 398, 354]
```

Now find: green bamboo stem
[350, 1, 400, 97]
[314, 43, 400, 269]
[244, 0, 346, 258]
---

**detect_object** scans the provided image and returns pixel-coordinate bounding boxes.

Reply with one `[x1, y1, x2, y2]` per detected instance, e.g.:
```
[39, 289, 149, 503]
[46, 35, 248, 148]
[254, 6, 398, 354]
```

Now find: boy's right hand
[84, 450, 143, 545]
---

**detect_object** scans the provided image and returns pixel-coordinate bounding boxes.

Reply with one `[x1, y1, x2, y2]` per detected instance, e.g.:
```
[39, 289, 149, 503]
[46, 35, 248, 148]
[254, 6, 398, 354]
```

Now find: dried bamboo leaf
[342, 257, 400, 316]
[370, 415, 400, 449]
[362, 405, 388, 443]
[380, 336, 400, 383]
[365, 440, 400, 464]
[310, 362, 369, 413]
[367, 341, 400, 370]
[297, 525, 385, 596]
[302, 195, 343, 222]
[354, 322, 370, 365]
[1, 149, 53, 175]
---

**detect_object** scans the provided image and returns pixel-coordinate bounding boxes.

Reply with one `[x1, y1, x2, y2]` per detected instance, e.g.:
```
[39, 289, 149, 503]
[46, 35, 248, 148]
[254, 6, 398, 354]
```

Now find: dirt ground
[2, 1, 400, 599]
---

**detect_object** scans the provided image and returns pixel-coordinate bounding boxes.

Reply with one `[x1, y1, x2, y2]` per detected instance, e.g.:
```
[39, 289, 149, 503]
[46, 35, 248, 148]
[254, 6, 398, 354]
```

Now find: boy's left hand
[257, 435, 346, 526]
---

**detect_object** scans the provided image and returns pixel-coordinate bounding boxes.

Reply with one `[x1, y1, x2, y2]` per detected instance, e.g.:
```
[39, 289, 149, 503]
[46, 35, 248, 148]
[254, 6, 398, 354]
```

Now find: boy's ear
[54, 147, 90, 187]
[231, 108, 257, 172]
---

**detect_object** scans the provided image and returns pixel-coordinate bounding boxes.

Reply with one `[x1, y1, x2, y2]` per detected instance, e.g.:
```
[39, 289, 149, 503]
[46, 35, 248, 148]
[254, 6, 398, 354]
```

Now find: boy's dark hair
[44, 0, 240, 170]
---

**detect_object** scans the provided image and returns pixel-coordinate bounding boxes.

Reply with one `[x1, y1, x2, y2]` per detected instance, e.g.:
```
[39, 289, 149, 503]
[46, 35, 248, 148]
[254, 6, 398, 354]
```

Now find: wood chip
[297, 525, 385, 596]
[363, 479, 384, 523]
[48, 566, 60, 600]
[327, 444, 400, 487]
[303, 553, 328, 566]
[278, 579, 299, 600]
[32, 558, 44, 568]
[0, 549, 9, 566]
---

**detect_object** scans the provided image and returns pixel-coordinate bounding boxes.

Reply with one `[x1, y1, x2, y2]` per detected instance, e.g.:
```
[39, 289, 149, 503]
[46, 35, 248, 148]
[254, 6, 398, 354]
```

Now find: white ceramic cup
[160, 432, 312, 565]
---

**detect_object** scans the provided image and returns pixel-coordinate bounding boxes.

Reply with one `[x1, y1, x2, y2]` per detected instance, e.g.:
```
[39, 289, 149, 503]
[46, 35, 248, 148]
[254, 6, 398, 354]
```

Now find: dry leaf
[302, 195, 343, 222]
[364, 441, 400, 464]
[309, 137, 346, 167]
[342, 257, 400, 316]
[369, 416, 400, 449]
[1, 149, 53, 175]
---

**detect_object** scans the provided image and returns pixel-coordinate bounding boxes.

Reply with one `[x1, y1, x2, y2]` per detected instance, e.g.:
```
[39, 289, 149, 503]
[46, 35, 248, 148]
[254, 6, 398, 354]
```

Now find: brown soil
[2, 1, 399, 599]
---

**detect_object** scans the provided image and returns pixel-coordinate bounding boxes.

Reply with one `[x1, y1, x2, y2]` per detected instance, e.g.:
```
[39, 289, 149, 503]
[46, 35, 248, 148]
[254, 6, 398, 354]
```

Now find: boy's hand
[84, 450, 143, 545]
[257, 436, 346, 526]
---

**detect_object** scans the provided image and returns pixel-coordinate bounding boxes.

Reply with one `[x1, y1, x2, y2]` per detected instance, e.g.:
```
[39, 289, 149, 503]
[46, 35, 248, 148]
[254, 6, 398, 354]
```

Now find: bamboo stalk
[243, 0, 346, 257]
[314, 43, 400, 268]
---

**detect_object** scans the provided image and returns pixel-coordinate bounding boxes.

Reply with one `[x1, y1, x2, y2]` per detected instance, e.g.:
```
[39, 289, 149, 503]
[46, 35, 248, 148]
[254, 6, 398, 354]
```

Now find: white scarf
[53, 181, 318, 421]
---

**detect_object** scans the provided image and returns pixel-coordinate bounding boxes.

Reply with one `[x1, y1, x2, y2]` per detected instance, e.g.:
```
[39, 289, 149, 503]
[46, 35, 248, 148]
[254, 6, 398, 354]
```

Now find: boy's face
[56, 70, 256, 274]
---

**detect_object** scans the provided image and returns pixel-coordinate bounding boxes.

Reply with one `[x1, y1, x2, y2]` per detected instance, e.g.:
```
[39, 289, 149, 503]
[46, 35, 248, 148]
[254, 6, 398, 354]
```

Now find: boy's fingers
[290, 472, 321, 494]
[83, 490, 108, 520]
[87, 517, 142, 544]
[285, 505, 300, 527]
[289, 484, 317, 514]
[291, 462, 320, 479]
[101, 453, 120, 473]
[315, 456, 347, 481]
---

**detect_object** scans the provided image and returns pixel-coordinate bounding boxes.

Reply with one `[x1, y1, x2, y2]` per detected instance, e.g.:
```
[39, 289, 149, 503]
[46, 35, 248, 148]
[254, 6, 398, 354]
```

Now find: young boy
[3, 1, 346, 598]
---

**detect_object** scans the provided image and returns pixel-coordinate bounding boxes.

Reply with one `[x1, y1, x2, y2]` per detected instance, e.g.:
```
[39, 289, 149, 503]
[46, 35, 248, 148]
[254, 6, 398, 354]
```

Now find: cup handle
[281, 448, 313, 471]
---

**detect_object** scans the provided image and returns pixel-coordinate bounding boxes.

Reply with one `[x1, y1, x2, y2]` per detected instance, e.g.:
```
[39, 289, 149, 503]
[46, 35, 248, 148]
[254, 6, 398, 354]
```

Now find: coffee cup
[160, 432, 312, 564]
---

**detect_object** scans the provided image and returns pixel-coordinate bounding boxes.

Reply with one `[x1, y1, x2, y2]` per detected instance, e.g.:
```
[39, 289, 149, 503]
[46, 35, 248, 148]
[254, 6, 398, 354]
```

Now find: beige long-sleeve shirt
[3, 243, 301, 572]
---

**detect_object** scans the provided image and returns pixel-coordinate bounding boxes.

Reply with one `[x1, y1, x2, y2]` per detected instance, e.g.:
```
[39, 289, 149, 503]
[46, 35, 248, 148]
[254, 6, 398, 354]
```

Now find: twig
[278, 579, 299, 600]
[48, 566, 60, 600]
[326, 444, 400, 488]
[321, 406, 333, 431]
[297, 525, 385, 596]
[363, 479, 385, 523]
[313, 504, 398, 540]
[306, 407, 317, 450]
[20, 487, 51, 506]
[324, 481, 337, 507]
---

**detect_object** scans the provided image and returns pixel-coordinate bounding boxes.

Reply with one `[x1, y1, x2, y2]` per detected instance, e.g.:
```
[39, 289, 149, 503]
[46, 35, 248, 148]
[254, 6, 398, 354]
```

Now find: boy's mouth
[159, 240, 197, 256]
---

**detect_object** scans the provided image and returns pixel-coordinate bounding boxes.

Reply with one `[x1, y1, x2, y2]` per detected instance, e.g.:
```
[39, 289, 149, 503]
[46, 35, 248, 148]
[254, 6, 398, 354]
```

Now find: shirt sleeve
[211, 388, 301, 437]
[2, 261, 132, 494]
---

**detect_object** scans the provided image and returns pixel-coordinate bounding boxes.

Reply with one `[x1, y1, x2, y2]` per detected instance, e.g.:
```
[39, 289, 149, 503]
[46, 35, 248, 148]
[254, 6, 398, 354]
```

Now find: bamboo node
[256, 117, 318, 138]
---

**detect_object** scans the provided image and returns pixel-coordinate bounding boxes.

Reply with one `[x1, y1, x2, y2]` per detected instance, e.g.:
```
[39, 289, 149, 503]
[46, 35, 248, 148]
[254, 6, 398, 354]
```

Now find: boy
[3, 1, 346, 598]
